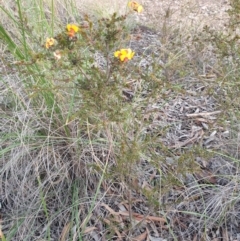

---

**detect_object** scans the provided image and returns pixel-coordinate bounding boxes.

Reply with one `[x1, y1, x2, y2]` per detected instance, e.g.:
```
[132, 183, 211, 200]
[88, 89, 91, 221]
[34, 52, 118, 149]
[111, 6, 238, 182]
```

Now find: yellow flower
[45, 37, 55, 49]
[66, 24, 79, 37]
[114, 49, 135, 62]
[128, 1, 143, 13]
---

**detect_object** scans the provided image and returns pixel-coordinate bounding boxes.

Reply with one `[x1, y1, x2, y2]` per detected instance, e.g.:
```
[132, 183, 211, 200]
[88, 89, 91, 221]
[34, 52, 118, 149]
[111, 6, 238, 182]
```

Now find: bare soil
[142, 0, 230, 29]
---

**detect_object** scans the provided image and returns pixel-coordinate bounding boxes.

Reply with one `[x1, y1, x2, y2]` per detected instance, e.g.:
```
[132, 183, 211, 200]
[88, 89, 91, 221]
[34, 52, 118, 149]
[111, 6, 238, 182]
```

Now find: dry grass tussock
[1, 0, 240, 240]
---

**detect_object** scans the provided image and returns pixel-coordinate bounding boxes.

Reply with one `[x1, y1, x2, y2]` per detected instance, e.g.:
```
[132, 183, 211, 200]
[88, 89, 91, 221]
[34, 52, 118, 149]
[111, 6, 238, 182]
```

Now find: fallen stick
[186, 110, 221, 118]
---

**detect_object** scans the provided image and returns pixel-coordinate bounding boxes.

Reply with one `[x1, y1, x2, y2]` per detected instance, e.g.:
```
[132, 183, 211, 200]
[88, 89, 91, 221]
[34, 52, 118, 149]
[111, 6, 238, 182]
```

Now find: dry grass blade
[60, 222, 71, 241]
[103, 218, 124, 240]
[83, 226, 98, 234]
[222, 228, 229, 241]
[101, 203, 166, 224]
[132, 230, 147, 241]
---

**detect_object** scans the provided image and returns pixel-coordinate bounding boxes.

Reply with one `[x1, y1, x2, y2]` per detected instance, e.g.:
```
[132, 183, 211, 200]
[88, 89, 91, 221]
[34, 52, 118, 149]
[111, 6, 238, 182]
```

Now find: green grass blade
[0, 24, 25, 60]
[16, 0, 28, 60]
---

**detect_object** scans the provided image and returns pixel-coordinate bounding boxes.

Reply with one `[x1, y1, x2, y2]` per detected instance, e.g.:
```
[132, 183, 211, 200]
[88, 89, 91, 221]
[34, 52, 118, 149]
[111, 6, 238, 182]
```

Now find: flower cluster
[128, 1, 143, 13]
[113, 1, 143, 62]
[66, 24, 79, 38]
[44, 2, 143, 64]
[45, 23, 79, 60]
[45, 37, 55, 49]
[114, 49, 135, 62]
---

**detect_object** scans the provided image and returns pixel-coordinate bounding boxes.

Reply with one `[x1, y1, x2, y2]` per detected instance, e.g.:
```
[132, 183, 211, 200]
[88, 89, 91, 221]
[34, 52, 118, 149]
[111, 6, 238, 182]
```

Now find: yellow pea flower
[128, 1, 143, 13]
[114, 49, 135, 62]
[45, 37, 55, 49]
[66, 24, 79, 37]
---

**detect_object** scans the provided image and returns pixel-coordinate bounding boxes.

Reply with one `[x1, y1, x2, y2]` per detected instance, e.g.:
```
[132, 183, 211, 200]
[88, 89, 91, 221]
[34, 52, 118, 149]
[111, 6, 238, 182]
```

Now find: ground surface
[144, 0, 230, 28]
[79, 0, 230, 29]
[1, 0, 240, 241]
